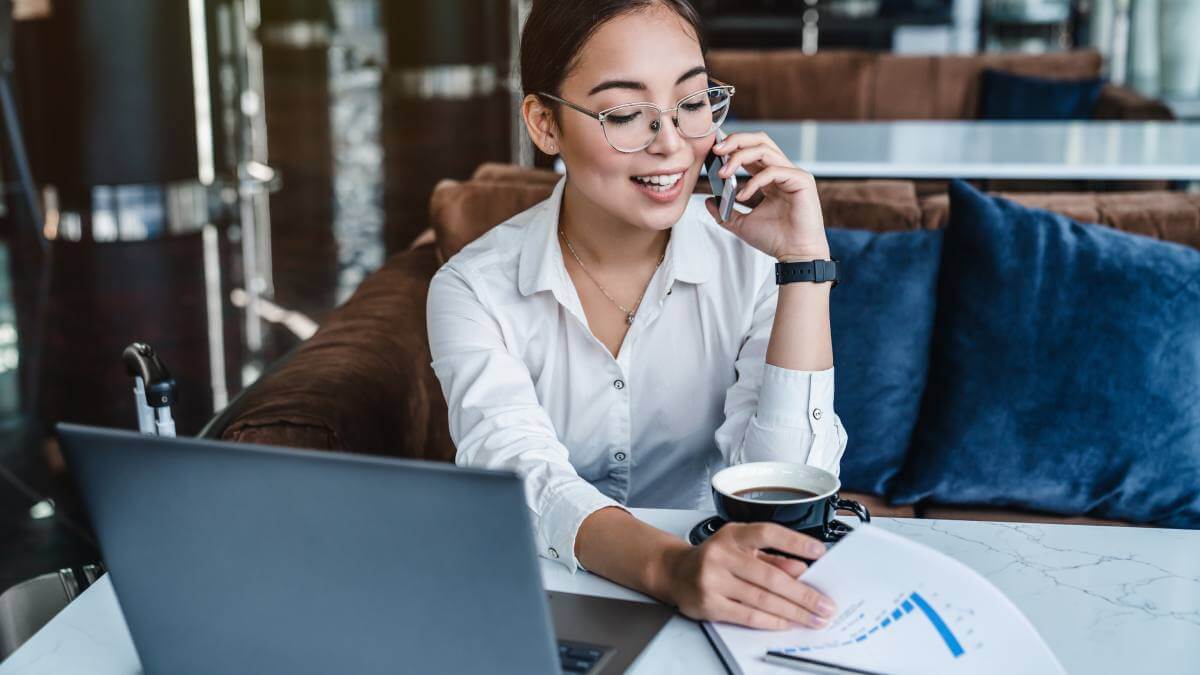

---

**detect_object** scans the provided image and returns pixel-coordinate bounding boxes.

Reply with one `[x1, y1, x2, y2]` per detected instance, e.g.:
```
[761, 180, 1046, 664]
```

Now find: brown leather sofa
[705, 49, 1172, 121]
[211, 164, 1200, 526]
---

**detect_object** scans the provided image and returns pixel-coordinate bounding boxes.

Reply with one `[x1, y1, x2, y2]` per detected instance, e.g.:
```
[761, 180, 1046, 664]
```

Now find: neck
[559, 180, 670, 269]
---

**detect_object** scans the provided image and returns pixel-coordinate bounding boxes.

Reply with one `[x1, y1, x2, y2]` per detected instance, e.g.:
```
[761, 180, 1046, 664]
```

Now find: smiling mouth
[630, 171, 685, 192]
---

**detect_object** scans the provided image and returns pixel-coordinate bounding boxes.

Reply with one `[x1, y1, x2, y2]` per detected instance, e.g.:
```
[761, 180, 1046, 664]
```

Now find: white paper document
[703, 523, 1065, 675]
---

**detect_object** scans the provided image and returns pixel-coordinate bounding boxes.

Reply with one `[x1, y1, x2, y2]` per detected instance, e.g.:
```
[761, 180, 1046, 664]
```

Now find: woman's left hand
[704, 131, 829, 262]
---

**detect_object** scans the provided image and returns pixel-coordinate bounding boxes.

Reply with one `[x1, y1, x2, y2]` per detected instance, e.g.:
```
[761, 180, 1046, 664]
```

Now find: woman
[427, 0, 847, 631]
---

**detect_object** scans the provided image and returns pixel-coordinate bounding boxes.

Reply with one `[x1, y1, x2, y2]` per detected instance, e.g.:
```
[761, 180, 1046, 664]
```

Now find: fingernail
[817, 598, 836, 618]
[809, 614, 828, 628]
[714, 141, 725, 149]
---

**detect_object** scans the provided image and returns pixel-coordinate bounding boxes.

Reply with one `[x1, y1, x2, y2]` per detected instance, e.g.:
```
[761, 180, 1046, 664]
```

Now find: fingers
[731, 558, 833, 628]
[713, 130, 783, 158]
[730, 522, 827, 562]
[717, 144, 789, 179]
[757, 548, 809, 578]
[704, 594, 794, 631]
[735, 165, 815, 201]
[675, 522, 837, 632]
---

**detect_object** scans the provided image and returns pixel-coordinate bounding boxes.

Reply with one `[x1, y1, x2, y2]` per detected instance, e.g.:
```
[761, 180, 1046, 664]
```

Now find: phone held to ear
[706, 130, 737, 223]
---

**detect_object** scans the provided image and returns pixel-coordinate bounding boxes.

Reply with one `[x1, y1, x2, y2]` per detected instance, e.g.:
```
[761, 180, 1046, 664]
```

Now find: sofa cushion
[1092, 84, 1176, 120]
[932, 50, 1102, 118]
[471, 162, 560, 185]
[828, 227, 943, 496]
[708, 50, 875, 120]
[871, 55, 938, 119]
[979, 69, 1105, 120]
[892, 181, 1200, 527]
[430, 178, 555, 259]
[1096, 192, 1200, 249]
[919, 191, 1200, 250]
[818, 180, 922, 231]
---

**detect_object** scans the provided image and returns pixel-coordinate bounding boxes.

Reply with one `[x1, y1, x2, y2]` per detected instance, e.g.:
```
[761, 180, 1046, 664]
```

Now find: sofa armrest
[1092, 84, 1175, 121]
[219, 243, 455, 462]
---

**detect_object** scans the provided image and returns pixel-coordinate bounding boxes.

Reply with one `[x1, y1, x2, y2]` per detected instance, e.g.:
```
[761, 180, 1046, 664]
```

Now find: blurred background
[0, 0, 1198, 617]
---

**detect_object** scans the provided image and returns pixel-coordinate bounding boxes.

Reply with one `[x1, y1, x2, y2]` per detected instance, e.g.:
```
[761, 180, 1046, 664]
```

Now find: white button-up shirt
[427, 178, 847, 572]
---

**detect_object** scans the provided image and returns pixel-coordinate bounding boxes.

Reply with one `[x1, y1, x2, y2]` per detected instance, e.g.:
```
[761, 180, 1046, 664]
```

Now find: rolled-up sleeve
[713, 268, 848, 475]
[427, 264, 623, 573]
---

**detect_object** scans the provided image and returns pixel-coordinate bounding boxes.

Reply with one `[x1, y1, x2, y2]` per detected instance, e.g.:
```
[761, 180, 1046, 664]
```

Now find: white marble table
[723, 120, 1200, 180]
[3, 508, 1199, 674]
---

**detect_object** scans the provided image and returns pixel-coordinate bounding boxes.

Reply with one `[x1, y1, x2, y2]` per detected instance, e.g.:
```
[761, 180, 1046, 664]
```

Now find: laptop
[57, 423, 674, 674]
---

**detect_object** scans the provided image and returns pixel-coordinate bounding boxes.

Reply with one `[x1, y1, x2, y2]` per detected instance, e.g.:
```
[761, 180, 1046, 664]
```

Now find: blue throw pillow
[980, 69, 1105, 120]
[827, 227, 942, 496]
[891, 181, 1200, 527]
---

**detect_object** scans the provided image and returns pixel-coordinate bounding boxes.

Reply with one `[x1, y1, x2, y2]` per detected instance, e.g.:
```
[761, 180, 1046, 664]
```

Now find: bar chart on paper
[703, 525, 1064, 675]
[773, 587, 975, 663]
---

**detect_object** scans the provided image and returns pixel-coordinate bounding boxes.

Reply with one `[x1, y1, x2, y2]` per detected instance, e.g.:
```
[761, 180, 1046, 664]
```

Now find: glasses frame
[538, 79, 736, 153]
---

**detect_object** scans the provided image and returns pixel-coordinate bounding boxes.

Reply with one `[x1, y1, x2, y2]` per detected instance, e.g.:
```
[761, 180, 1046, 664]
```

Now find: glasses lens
[602, 104, 661, 152]
[677, 87, 732, 138]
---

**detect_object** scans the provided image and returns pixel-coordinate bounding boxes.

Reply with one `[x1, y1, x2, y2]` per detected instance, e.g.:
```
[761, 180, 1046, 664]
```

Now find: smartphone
[706, 130, 737, 222]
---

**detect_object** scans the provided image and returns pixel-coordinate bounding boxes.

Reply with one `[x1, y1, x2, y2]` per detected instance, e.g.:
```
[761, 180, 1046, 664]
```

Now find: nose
[645, 110, 685, 156]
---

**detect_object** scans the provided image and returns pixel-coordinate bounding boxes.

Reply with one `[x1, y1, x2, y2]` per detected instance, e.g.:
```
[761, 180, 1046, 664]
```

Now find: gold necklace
[559, 228, 667, 325]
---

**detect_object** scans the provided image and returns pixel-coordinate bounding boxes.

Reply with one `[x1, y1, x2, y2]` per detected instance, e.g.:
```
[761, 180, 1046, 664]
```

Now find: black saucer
[687, 515, 853, 547]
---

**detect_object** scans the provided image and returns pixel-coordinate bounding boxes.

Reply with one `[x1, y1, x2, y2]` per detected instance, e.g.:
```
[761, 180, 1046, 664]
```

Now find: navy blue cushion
[827, 227, 942, 496]
[891, 181, 1200, 527]
[980, 69, 1105, 120]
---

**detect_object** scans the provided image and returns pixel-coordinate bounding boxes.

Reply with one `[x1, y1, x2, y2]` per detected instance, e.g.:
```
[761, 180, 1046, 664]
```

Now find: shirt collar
[518, 177, 714, 298]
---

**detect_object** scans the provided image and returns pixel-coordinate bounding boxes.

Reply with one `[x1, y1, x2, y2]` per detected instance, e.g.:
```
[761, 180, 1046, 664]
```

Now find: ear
[522, 93, 560, 156]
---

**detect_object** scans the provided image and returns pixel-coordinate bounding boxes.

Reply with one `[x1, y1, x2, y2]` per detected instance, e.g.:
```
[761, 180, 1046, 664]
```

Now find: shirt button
[614, 451, 627, 462]
[812, 408, 823, 420]
[613, 379, 625, 390]
[547, 547, 559, 559]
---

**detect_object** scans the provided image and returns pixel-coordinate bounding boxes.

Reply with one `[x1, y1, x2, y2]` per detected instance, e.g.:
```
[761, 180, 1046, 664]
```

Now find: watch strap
[775, 259, 839, 287]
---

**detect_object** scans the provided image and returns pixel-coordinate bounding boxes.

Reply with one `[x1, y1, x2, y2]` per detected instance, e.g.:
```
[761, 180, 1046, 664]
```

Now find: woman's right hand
[658, 522, 837, 630]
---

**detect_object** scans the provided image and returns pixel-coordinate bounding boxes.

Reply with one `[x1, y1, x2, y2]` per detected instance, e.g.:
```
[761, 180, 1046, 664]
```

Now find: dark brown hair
[520, 0, 708, 100]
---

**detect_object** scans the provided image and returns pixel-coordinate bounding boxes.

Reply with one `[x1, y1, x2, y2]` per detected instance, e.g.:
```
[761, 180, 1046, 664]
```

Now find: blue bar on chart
[910, 592, 965, 658]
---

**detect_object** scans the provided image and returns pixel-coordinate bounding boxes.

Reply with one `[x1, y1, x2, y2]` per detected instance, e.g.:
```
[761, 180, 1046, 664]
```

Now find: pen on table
[764, 650, 891, 675]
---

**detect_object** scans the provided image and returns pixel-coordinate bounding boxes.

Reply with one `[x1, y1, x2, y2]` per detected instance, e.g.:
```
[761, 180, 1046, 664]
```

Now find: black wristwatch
[775, 259, 839, 287]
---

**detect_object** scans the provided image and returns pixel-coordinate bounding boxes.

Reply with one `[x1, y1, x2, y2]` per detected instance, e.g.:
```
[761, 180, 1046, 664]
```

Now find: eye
[606, 110, 642, 126]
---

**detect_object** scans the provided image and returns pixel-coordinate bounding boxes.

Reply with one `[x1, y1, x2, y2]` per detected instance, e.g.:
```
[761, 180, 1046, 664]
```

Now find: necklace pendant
[626, 313, 635, 325]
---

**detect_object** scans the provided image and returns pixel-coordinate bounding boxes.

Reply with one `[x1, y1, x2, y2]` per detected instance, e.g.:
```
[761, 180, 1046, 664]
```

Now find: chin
[637, 204, 690, 231]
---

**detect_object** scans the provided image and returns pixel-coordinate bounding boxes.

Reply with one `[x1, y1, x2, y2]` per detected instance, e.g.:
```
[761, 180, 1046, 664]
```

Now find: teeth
[633, 172, 683, 189]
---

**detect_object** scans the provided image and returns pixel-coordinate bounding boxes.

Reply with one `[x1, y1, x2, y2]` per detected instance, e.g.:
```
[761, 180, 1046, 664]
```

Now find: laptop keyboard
[558, 639, 609, 674]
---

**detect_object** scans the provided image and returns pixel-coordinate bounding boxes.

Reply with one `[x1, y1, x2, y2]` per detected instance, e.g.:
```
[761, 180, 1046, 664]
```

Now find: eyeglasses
[539, 81, 735, 153]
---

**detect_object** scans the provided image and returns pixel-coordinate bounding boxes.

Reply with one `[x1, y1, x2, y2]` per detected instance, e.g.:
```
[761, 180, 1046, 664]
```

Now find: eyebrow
[587, 65, 708, 96]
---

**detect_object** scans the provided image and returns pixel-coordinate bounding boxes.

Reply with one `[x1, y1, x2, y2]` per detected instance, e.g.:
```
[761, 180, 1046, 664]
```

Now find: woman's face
[551, 6, 716, 231]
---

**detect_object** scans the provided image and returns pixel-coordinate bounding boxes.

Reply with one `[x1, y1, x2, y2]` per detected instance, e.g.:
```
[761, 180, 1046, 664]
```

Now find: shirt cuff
[539, 479, 625, 574]
[755, 364, 836, 433]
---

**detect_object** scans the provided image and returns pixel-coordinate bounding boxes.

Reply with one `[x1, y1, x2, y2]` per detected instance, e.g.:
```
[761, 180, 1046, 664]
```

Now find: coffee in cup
[710, 461, 870, 542]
